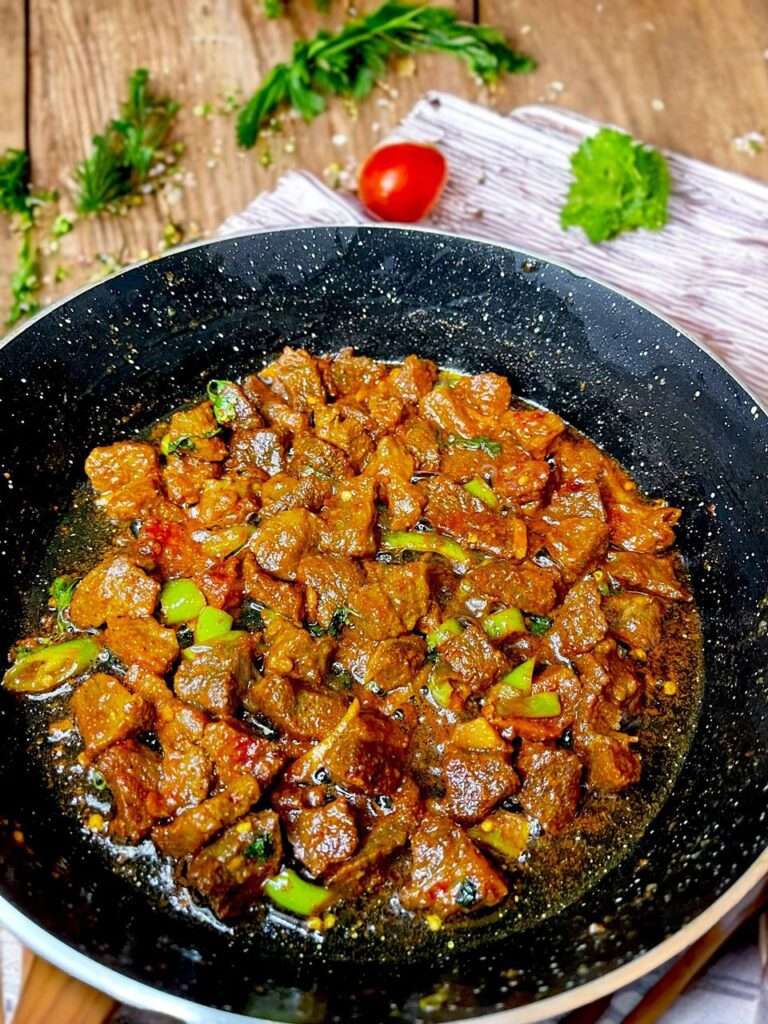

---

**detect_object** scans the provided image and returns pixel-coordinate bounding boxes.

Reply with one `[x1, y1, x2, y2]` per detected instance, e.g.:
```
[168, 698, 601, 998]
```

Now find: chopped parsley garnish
[560, 127, 670, 244]
[526, 614, 553, 636]
[445, 434, 502, 457]
[238, 3, 534, 147]
[244, 832, 275, 862]
[454, 877, 479, 908]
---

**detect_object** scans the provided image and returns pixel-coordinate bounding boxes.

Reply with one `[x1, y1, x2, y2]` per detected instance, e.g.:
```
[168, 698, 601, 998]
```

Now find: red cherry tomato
[358, 142, 448, 223]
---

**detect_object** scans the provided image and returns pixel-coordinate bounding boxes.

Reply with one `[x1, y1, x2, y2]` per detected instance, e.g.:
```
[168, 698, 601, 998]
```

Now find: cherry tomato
[358, 142, 448, 223]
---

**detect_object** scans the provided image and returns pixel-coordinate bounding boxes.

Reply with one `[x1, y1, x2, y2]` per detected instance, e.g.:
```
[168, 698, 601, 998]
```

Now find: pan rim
[0, 222, 765, 1023]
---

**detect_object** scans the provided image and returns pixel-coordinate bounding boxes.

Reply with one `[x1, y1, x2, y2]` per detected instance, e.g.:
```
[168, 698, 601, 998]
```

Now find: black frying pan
[0, 226, 767, 1024]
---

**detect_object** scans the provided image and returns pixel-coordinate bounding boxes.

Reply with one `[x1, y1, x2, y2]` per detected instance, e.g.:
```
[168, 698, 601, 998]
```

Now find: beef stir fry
[4, 349, 694, 927]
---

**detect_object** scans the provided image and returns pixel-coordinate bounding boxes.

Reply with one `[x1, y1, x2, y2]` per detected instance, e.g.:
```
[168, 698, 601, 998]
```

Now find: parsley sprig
[0, 149, 32, 222]
[75, 68, 180, 214]
[560, 128, 670, 244]
[238, 2, 534, 147]
[7, 233, 40, 327]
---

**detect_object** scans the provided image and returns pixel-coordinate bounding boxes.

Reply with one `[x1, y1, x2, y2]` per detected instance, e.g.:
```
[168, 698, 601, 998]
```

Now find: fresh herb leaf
[237, 600, 265, 633]
[239, 3, 534, 147]
[526, 614, 553, 636]
[75, 69, 179, 214]
[328, 606, 352, 638]
[51, 214, 74, 238]
[7, 232, 40, 326]
[445, 434, 502, 457]
[306, 621, 327, 637]
[454, 877, 479, 908]
[207, 379, 238, 425]
[244, 832, 275, 861]
[560, 127, 670, 244]
[0, 148, 31, 219]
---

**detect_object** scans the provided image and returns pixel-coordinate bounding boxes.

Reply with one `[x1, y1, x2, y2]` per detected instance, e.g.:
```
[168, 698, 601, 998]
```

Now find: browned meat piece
[164, 402, 227, 462]
[501, 407, 565, 458]
[185, 810, 282, 918]
[516, 744, 583, 834]
[260, 473, 330, 516]
[387, 355, 438, 403]
[259, 347, 327, 410]
[202, 719, 284, 788]
[439, 749, 519, 824]
[549, 578, 607, 657]
[364, 436, 424, 530]
[329, 778, 421, 894]
[581, 732, 641, 793]
[245, 675, 347, 740]
[263, 615, 334, 685]
[453, 372, 511, 419]
[226, 428, 286, 477]
[124, 665, 208, 740]
[313, 403, 374, 469]
[363, 379, 406, 435]
[297, 553, 363, 628]
[606, 550, 691, 602]
[545, 482, 605, 521]
[319, 476, 377, 557]
[173, 634, 251, 716]
[162, 456, 220, 507]
[606, 499, 681, 553]
[321, 348, 387, 397]
[459, 561, 559, 616]
[350, 563, 431, 641]
[103, 616, 179, 675]
[286, 798, 358, 878]
[153, 776, 260, 858]
[439, 445, 497, 485]
[420, 387, 484, 438]
[349, 580, 406, 641]
[242, 375, 309, 435]
[423, 477, 527, 561]
[96, 740, 166, 843]
[396, 415, 441, 473]
[71, 673, 150, 755]
[191, 476, 256, 528]
[493, 448, 551, 505]
[554, 436, 608, 484]
[248, 508, 320, 580]
[157, 719, 212, 812]
[196, 556, 243, 611]
[441, 625, 506, 693]
[242, 554, 304, 622]
[85, 441, 160, 520]
[287, 434, 351, 482]
[399, 812, 507, 918]
[542, 516, 610, 580]
[365, 636, 426, 692]
[70, 556, 160, 629]
[604, 593, 663, 652]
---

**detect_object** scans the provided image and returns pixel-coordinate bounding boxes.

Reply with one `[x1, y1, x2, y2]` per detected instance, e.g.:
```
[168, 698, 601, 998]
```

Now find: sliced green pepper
[500, 691, 561, 719]
[194, 606, 233, 645]
[426, 666, 454, 708]
[263, 868, 335, 917]
[463, 477, 498, 510]
[160, 579, 206, 625]
[426, 618, 462, 650]
[469, 811, 529, 861]
[445, 434, 502, 457]
[381, 530, 471, 565]
[4, 636, 101, 693]
[482, 607, 525, 639]
[499, 657, 536, 695]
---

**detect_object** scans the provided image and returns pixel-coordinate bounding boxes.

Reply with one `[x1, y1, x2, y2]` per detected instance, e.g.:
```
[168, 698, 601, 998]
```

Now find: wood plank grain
[14, 956, 114, 1024]
[482, 0, 768, 179]
[0, 0, 27, 327]
[25, 0, 469, 316]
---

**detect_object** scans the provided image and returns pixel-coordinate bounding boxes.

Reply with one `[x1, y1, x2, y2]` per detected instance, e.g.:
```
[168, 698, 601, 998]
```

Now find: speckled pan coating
[0, 226, 767, 1024]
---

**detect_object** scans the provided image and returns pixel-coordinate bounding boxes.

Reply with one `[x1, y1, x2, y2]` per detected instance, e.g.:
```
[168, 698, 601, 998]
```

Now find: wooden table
[2, 0, 768, 1019]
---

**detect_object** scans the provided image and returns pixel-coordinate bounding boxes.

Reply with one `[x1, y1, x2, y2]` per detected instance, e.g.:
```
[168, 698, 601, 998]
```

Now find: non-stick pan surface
[0, 226, 767, 1024]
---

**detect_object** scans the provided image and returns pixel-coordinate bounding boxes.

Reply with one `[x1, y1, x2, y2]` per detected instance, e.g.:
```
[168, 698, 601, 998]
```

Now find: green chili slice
[3, 636, 101, 693]
[463, 477, 498, 510]
[499, 657, 536, 695]
[381, 530, 471, 565]
[160, 579, 207, 625]
[482, 607, 525, 640]
[263, 868, 335, 916]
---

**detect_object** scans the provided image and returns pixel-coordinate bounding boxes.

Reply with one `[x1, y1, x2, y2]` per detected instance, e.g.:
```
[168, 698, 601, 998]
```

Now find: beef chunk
[286, 798, 358, 878]
[245, 675, 347, 741]
[501, 407, 565, 458]
[248, 509, 320, 581]
[396, 415, 441, 473]
[173, 635, 251, 716]
[71, 673, 149, 754]
[313, 404, 374, 469]
[541, 516, 610, 580]
[263, 615, 334, 685]
[185, 810, 282, 918]
[157, 720, 212, 813]
[420, 387, 484, 438]
[581, 732, 641, 793]
[96, 740, 165, 842]
[399, 812, 507, 918]
[517, 744, 583, 834]
[441, 625, 506, 693]
[387, 355, 438, 403]
[452, 372, 511, 420]
[164, 402, 227, 462]
[360, 562, 431, 633]
[604, 593, 663, 652]
[242, 553, 304, 623]
[297, 553, 363, 629]
[243, 375, 310, 434]
[364, 436, 424, 530]
[423, 477, 527, 561]
[260, 473, 331, 516]
[364, 636, 426, 692]
[202, 719, 284, 788]
[287, 434, 351, 482]
[322, 348, 387, 397]
[70, 556, 159, 629]
[492, 447, 551, 504]
[549, 578, 607, 657]
[460, 561, 559, 616]
[318, 476, 377, 557]
[260, 347, 327, 410]
[85, 441, 159, 520]
[153, 776, 260, 857]
[162, 456, 219, 507]
[191, 476, 255, 527]
[607, 499, 681, 553]
[439, 749, 519, 824]
[227, 428, 286, 477]
[606, 550, 691, 602]
[103, 616, 179, 675]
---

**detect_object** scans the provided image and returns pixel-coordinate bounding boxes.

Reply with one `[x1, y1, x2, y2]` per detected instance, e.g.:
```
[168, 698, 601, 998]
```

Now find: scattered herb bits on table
[4, 348, 701, 932]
